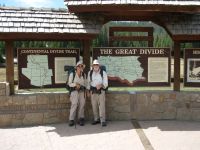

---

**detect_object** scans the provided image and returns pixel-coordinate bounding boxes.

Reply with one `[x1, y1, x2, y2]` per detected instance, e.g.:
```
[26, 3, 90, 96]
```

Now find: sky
[0, 0, 66, 8]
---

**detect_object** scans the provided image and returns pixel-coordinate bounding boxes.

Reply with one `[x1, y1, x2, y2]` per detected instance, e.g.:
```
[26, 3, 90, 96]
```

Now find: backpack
[64, 65, 75, 93]
[64, 65, 85, 94]
[89, 65, 108, 91]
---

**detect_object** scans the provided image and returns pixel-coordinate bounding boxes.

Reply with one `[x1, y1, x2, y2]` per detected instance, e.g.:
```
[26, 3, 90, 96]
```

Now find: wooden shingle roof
[160, 13, 200, 35]
[0, 7, 103, 34]
[65, 0, 200, 6]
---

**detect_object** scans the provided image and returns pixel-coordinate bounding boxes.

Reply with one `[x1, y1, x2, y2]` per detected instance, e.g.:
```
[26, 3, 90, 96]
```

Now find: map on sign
[97, 56, 144, 84]
[22, 55, 53, 87]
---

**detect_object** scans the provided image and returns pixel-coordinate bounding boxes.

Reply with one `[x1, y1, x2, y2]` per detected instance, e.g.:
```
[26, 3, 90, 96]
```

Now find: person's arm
[68, 73, 76, 87]
[102, 71, 108, 89]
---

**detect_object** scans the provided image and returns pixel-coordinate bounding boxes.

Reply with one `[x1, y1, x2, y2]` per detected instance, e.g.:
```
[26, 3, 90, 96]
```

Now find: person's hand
[75, 83, 80, 90]
[96, 84, 103, 90]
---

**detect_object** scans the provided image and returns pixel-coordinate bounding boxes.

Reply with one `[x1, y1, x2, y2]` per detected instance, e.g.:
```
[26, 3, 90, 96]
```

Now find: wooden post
[148, 28, 154, 47]
[83, 40, 91, 73]
[173, 41, 180, 91]
[109, 28, 114, 47]
[5, 40, 14, 94]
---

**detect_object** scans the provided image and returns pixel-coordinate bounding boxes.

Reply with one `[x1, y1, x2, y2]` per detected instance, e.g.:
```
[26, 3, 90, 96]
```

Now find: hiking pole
[74, 90, 80, 129]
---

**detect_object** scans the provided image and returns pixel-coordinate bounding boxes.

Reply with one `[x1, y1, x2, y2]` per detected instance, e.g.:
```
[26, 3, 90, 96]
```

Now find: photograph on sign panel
[148, 57, 169, 82]
[187, 59, 200, 83]
[55, 57, 76, 83]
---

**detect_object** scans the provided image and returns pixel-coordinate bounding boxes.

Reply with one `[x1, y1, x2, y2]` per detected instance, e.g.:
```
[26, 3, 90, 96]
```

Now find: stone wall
[131, 92, 200, 121]
[0, 94, 70, 127]
[0, 92, 131, 127]
[0, 89, 200, 127]
[0, 82, 9, 96]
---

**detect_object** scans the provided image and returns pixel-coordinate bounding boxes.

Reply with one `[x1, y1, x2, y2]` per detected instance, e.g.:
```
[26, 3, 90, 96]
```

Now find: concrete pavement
[0, 121, 200, 150]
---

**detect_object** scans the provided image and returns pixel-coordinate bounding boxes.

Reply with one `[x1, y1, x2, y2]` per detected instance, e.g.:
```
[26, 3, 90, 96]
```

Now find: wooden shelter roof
[65, 0, 200, 6]
[65, 0, 200, 13]
[0, 7, 104, 40]
[64, 0, 200, 40]
[159, 13, 200, 35]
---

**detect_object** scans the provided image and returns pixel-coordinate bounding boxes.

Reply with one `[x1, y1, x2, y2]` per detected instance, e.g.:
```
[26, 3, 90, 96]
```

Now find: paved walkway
[0, 121, 200, 150]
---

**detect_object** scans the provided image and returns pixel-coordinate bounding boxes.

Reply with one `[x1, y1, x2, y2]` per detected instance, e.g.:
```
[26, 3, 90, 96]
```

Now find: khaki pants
[69, 91, 85, 121]
[91, 90, 106, 122]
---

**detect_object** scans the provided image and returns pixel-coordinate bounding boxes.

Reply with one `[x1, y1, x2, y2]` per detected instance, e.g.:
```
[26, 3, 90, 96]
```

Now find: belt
[90, 86, 102, 94]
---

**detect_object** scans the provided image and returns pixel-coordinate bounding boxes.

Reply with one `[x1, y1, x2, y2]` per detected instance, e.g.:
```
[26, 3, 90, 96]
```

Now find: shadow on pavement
[45, 121, 134, 137]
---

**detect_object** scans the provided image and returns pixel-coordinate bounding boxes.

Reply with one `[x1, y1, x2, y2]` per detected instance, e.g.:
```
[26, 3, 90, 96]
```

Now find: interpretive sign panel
[184, 48, 200, 87]
[93, 47, 171, 87]
[18, 48, 79, 89]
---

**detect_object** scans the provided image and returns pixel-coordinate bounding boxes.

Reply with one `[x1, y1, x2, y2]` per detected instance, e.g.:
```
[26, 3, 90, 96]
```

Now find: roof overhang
[0, 32, 97, 41]
[65, 1, 200, 14]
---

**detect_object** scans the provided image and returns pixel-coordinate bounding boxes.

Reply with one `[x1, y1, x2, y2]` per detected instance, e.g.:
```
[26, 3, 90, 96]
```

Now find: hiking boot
[101, 122, 107, 127]
[79, 118, 85, 126]
[92, 119, 100, 125]
[69, 120, 74, 127]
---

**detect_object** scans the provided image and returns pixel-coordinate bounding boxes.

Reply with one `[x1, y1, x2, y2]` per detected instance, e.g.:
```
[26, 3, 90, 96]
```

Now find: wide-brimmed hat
[76, 60, 85, 68]
[92, 59, 100, 65]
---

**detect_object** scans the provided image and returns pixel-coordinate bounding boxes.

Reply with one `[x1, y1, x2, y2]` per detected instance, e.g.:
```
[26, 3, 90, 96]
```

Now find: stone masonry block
[0, 82, 6, 89]
[191, 109, 200, 121]
[0, 114, 12, 127]
[12, 96, 25, 105]
[0, 89, 5, 96]
[177, 108, 192, 121]
[23, 113, 44, 125]
[5, 82, 10, 96]
[59, 94, 69, 104]
[25, 96, 37, 105]
[37, 95, 49, 105]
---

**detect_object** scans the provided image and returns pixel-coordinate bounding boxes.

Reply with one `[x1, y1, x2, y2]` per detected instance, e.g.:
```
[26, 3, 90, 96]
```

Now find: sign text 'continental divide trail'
[18, 48, 79, 89]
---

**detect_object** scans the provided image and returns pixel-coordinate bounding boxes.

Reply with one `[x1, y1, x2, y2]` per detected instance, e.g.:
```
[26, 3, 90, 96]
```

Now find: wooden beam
[68, 4, 200, 13]
[83, 40, 91, 73]
[109, 27, 114, 46]
[109, 26, 154, 47]
[173, 41, 181, 91]
[0, 33, 97, 41]
[110, 36, 153, 42]
[147, 27, 154, 47]
[5, 40, 14, 95]
[173, 35, 200, 42]
[110, 27, 153, 32]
